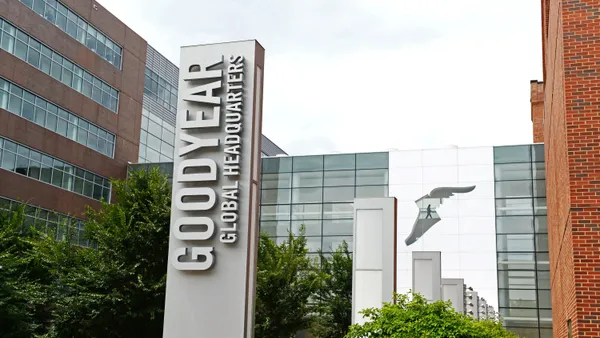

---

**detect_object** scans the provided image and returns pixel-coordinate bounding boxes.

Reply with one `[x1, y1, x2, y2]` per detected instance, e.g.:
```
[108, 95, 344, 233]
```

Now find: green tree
[346, 292, 519, 338]
[254, 232, 321, 338]
[311, 241, 353, 338]
[44, 167, 172, 338]
[0, 205, 55, 338]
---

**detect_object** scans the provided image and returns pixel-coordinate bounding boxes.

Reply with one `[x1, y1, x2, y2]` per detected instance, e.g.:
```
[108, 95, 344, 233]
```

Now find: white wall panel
[388, 146, 498, 309]
[422, 166, 459, 184]
[422, 148, 458, 167]
[390, 150, 422, 168]
[457, 147, 494, 166]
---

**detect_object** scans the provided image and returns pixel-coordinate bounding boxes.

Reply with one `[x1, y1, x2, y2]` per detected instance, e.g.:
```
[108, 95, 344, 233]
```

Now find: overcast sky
[99, 0, 542, 155]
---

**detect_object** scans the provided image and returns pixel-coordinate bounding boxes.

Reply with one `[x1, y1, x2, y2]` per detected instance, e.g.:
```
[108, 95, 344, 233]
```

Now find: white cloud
[99, 0, 542, 155]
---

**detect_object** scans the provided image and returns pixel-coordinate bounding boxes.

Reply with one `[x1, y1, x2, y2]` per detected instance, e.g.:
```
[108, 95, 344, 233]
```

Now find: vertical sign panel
[163, 40, 264, 338]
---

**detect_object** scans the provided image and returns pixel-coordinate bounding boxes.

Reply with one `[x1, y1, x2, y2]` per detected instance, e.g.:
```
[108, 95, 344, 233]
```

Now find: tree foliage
[46, 167, 172, 337]
[346, 292, 519, 338]
[0, 207, 54, 338]
[254, 232, 321, 338]
[311, 241, 353, 338]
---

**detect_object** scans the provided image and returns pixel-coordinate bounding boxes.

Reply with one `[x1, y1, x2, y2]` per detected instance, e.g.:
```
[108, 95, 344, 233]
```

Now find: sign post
[163, 40, 265, 338]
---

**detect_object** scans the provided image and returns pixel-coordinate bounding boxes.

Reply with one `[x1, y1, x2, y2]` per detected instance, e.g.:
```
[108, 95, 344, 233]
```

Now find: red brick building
[535, 1, 600, 337]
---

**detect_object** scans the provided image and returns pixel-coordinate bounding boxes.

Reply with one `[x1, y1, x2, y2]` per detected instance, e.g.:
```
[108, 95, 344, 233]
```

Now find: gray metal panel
[142, 93, 176, 127]
[261, 135, 287, 156]
[146, 45, 179, 88]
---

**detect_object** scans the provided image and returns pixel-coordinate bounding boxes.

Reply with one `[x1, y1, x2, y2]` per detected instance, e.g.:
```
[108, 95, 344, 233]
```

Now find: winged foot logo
[404, 186, 476, 246]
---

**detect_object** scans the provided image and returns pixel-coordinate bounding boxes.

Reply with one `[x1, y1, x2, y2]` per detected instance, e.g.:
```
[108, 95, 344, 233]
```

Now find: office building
[0, 0, 285, 234]
[258, 144, 551, 338]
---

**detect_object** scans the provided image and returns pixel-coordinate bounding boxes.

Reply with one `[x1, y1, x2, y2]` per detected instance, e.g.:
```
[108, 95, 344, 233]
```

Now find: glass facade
[0, 137, 111, 202]
[0, 196, 90, 247]
[144, 67, 178, 114]
[0, 17, 119, 112]
[18, 0, 122, 69]
[260, 152, 389, 255]
[0, 77, 115, 157]
[138, 108, 175, 163]
[494, 144, 552, 338]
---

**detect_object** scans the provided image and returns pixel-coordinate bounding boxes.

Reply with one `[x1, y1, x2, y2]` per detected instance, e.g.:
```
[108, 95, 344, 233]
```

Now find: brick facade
[541, 0, 600, 337]
[0, 0, 146, 216]
[531, 80, 545, 143]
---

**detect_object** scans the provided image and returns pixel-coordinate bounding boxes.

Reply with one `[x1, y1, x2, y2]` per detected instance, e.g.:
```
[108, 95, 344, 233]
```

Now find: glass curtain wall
[494, 144, 551, 338]
[260, 152, 389, 258]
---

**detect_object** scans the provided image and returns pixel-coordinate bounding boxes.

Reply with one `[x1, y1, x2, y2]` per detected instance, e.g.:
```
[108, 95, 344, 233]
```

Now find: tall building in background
[0, 0, 146, 243]
[534, 1, 600, 337]
[0, 0, 285, 238]
[494, 144, 551, 338]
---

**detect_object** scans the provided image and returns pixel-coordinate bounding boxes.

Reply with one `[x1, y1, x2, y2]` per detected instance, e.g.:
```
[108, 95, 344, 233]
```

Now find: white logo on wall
[405, 186, 476, 246]
[171, 55, 246, 271]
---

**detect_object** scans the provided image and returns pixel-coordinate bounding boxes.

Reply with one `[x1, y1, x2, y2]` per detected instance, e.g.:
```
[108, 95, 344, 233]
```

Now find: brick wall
[531, 80, 545, 143]
[542, 0, 600, 337]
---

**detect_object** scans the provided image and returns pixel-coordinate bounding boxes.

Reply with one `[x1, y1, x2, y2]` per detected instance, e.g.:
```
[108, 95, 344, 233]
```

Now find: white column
[352, 197, 397, 325]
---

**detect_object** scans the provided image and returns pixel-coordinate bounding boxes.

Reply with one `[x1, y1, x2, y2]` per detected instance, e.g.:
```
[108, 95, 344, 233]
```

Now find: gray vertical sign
[163, 40, 265, 338]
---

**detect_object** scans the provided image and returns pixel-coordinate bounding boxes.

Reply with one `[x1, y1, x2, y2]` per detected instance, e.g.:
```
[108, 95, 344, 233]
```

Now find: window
[356, 152, 388, 169]
[292, 187, 322, 204]
[0, 17, 119, 112]
[356, 185, 388, 198]
[18, 0, 122, 69]
[143, 68, 178, 113]
[495, 163, 532, 181]
[261, 173, 292, 190]
[291, 204, 322, 221]
[323, 186, 354, 203]
[324, 154, 355, 170]
[292, 171, 322, 187]
[293, 155, 323, 172]
[262, 157, 292, 173]
[137, 108, 175, 163]
[323, 170, 355, 186]
[494, 145, 531, 163]
[495, 181, 533, 198]
[0, 77, 115, 157]
[260, 188, 291, 205]
[496, 216, 534, 234]
[0, 136, 110, 202]
[356, 169, 388, 185]
[260, 205, 291, 221]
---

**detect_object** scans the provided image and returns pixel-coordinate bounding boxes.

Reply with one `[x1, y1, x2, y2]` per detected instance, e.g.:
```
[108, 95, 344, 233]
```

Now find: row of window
[0, 137, 111, 202]
[0, 77, 115, 157]
[497, 216, 547, 234]
[499, 289, 552, 309]
[138, 108, 175, 163]
[495, 162, 545, 181]
[495, 198, 547, 216]
[260, 185, 388, 205]
[18, 0, 122, 69]
[499, 270, 550, 290]
[261, 203, 354, 221]
[497, 252, 549, 271]
[261, 219, 354, 237]
[493, 144, 544, 164]
[497, 234, 549, 252]
[270, 235, 353, 253]
[144, 67, 178, 114]
[262, 152, 389, 174]
[0, 197, 91, 247]
[0, 18, 119, 112]
[261, 169, 389, 190]
[495, 180, 546, 199]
